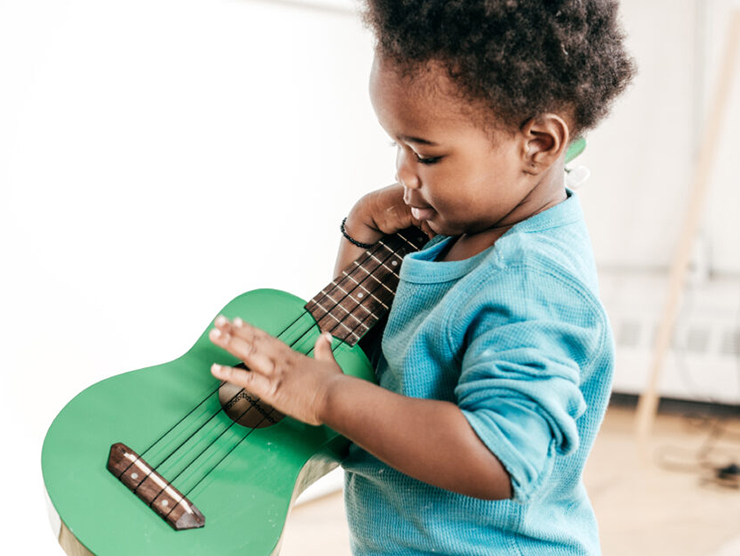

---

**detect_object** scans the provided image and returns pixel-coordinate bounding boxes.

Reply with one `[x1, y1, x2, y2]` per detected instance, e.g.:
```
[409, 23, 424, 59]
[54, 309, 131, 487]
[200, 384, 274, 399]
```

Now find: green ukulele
[42, 227, 429, 556]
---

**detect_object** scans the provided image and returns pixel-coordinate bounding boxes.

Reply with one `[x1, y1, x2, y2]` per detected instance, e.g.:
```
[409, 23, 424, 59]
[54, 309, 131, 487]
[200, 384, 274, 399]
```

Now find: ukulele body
[42, 288, 376, 556]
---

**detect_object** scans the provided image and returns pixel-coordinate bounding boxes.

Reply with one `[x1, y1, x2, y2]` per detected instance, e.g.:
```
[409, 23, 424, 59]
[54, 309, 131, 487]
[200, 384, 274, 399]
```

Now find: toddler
[210, 1, 635, 554]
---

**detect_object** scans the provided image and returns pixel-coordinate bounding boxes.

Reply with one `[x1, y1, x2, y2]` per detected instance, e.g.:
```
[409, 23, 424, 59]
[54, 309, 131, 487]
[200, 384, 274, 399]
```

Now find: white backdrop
[0, 0, 395, 552]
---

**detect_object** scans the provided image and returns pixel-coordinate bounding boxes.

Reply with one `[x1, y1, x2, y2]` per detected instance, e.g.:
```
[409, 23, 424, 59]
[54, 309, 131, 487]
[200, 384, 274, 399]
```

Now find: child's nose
[395, 150, 420, 190]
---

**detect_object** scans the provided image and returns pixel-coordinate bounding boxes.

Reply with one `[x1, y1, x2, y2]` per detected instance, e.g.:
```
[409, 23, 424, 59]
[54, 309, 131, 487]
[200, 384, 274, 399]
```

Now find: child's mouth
[410, 206, 435, 221]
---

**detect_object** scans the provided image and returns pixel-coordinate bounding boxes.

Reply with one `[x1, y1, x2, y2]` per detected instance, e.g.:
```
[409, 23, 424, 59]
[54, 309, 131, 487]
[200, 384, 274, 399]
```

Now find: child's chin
[427, 219, 457, 237]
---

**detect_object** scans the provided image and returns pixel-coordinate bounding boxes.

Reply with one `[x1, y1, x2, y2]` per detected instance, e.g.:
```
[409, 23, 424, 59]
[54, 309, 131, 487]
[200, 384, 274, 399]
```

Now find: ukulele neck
[304, 227, 428, 346]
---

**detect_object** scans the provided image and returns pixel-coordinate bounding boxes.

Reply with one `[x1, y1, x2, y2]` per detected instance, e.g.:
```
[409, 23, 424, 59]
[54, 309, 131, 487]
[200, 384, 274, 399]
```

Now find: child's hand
[334, 183, 435, 276]
[345, 183, 435, 244]
[209, 315, 344, 426]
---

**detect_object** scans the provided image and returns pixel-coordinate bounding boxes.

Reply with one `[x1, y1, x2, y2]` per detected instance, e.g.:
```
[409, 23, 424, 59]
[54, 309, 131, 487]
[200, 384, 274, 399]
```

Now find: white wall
[702, 0, 740, 275]
[578, 0, 740, 275]
[577, 0, 701, 270]
[0, 0, 391, 552]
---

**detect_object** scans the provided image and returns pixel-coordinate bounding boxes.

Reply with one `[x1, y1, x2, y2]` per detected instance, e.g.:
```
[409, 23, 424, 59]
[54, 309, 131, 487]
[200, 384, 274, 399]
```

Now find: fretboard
[304, 227, 428, 346]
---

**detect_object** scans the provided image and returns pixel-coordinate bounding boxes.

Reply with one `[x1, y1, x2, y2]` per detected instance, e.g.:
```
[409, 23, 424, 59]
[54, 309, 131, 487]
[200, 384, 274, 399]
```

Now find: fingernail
[215, 315, 227, 326]
[323, 332, 333, 342]
[210, 328, 222, 339]
[233, 317, 244, 327]
[211, 363, 222, 373]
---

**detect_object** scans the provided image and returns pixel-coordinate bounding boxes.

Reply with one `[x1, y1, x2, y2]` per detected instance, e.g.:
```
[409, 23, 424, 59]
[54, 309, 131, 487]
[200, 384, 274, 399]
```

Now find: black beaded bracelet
[341, 217, 377, 249]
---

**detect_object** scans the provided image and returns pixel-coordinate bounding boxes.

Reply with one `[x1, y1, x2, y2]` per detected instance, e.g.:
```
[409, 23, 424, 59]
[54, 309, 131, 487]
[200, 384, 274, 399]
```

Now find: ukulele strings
[136, 239, 406, 506]
[131, 307, 311, 470]
[125, 310, 322, 503]
[311, 246, 401, 342]
[177, 407, 272, 501]
[143, 236, 398, 464]
[173, 246, 405, 501]
[129, 309, 318, 483]
[170, 241, 405, 494]
[170, 242, 402, 487]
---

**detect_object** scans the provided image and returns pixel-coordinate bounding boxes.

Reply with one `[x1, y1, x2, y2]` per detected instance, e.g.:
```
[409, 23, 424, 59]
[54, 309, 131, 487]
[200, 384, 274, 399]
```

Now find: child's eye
[415, 154, 442, 165]
[389, 141, 442, 165]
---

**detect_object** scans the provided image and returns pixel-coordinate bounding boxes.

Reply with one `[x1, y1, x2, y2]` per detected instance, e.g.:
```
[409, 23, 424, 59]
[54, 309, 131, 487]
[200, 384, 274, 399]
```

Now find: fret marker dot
[162, 500, 169, 507]
[357, 293, 364, 298]
[392, 261, 398, 266]
[131, 473, 139, 480]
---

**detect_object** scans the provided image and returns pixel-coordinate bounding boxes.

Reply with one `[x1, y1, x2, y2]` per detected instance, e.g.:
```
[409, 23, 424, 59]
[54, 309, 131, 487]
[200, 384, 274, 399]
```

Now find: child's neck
[441, 176, 567, 262]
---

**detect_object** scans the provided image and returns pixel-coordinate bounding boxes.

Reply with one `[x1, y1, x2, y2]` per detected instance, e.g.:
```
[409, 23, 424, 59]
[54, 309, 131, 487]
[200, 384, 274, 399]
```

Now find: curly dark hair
[362, 0, 636, 137]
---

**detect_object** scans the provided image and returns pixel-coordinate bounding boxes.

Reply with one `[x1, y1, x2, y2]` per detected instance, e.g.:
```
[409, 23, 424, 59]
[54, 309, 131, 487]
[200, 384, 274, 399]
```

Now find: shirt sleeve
[454, 265, 605, 503]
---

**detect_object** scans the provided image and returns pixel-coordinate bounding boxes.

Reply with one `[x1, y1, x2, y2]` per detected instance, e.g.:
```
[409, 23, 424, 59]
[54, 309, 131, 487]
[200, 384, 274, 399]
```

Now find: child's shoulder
[489, 192, 596, 282]
[403, 192, 604, 316]
[446, 193, 606, 326]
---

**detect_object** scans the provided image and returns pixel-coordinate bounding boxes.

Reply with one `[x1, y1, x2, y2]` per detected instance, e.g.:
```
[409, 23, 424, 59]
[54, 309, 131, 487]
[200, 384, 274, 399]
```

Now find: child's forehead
[371, 56, 455, 100]
[369, 55, 506, 137]
[371, 57, 476, 119]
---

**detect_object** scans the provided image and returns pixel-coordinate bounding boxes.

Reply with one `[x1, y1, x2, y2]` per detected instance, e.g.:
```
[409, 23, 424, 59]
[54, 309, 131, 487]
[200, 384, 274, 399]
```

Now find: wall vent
[601, 271, 740, 404]
[616, 320, 642, 348]
[684, 326, 711, 354]
[720, 329, 740, 357]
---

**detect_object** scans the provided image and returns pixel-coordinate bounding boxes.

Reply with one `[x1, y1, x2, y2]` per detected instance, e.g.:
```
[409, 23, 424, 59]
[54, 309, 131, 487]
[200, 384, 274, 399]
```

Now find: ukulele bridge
[107, 442, 206, 531]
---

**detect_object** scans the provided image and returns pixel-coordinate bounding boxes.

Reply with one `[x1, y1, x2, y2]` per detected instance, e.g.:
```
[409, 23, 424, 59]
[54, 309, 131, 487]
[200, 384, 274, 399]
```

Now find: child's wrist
[342, 208, 383, 247]
[341, 217, 378, 249]
[315, 372, 351, 427]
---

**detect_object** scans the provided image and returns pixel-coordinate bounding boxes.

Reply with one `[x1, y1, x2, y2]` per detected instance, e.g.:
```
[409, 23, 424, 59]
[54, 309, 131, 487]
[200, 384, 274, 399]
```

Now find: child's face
[369, 56, 563, 239]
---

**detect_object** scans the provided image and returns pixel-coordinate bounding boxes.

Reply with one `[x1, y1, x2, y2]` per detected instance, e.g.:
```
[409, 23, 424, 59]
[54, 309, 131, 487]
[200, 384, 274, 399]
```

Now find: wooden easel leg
[634, 10, 740, 449]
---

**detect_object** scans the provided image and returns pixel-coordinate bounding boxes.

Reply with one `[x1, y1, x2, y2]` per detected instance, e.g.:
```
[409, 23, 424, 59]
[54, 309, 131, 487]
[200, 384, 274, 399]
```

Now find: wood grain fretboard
[304, 227, 428, 346]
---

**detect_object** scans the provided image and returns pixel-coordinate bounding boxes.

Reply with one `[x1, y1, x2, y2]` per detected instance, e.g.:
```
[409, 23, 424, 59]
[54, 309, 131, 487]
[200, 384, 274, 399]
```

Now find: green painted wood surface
[42, 288, 375, 556]
[565, 137, 586, 164]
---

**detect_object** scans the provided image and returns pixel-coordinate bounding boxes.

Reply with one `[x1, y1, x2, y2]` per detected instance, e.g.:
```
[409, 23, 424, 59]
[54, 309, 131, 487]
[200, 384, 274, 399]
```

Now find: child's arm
[210, 320, 512, 500]
[333, 183, 434, 277]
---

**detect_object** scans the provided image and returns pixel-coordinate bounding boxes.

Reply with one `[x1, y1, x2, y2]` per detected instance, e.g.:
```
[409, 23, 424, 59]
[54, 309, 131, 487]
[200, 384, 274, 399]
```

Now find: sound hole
[218, 365, 285, 428]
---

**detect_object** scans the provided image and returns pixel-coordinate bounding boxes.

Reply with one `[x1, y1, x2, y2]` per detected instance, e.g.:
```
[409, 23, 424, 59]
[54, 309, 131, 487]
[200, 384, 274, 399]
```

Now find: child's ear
[520, 114, 570, 175]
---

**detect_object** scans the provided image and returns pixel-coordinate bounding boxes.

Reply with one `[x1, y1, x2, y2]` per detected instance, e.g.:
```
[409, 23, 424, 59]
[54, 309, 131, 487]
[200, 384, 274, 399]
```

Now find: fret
[312, 298, 380, 343]
[304, 227, 428, 346]
[365, 250, 401, 281]
[317, 308, 368, 335]
[306, 251, 397, 318]
[344, 264, 398, 310]
[398, 233, 423, 251]
[376, 239, 405, 263]
[361, 240, 405, 272]
[313, 310, 363, 345]
[309, 285, 376, 322]
[339, 272, 388, 311]
[337, 260, 387, 294]
[350, 261, 397, 297]
[315, 287, 373, 325]
[340, 265, 393, 302]
[330, 279, 378, 312]
[314, 306, 370, 342]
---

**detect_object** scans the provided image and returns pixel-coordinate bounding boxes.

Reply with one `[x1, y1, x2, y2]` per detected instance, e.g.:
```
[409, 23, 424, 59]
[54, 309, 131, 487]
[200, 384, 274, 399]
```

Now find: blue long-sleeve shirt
[343, 191, 614, 555]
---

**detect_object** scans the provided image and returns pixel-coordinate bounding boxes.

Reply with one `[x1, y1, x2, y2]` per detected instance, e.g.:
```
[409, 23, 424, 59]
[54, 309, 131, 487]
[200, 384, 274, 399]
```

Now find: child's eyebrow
[399, 135, 439, 147]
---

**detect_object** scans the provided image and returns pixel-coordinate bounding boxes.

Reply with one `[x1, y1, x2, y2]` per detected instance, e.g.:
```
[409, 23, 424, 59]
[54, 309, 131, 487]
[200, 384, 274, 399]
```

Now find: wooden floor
[280, 403, 740, 556]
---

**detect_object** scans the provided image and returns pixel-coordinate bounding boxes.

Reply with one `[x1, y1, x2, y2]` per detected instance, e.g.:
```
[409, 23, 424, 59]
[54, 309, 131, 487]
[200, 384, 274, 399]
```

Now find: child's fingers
[210, 363, 271, 398]
[209, 328, 275, 375]
[213, 314, 235, 334]
[313, 332, 337, 362]
[212, 315, 263, 342]
[209, 318, 282, 376]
